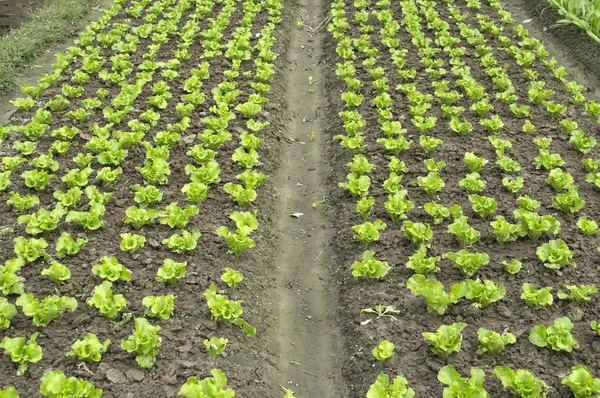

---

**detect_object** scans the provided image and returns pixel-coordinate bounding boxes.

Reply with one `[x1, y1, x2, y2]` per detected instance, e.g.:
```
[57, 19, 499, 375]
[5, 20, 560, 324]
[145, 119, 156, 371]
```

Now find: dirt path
[272, 0, 342, 395]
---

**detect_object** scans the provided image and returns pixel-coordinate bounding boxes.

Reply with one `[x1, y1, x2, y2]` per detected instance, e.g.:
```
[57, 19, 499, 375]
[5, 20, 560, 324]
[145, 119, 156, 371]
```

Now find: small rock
[182, 134, 196, 144]
[106, 368, 127, 384]
[496, 304, 512, 319]
[125, 368, 145, 382]
[148, 238, 160, 249]
[96, 362, 111, 377]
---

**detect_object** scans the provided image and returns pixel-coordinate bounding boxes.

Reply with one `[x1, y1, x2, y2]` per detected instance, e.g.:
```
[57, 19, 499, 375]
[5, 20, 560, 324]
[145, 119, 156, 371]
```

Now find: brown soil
[271, 0, 344, 395]
[0, 0, 45, 36]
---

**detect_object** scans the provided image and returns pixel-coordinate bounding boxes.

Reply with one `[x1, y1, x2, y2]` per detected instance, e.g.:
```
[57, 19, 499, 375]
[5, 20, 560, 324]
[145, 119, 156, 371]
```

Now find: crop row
[328, 0, 600, 395]
[0, 0, 283, 395]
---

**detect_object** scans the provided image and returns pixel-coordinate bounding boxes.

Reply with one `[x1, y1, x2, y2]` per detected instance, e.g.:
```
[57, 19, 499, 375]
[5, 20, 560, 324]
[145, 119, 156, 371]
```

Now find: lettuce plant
[143, 294, 176, 320]
[536, 239, 574, 269]
[423, 202, 454, 225]
[53, 188, 83, 209]
[17, 206, 66, 235]
[356, 197, 375, 220]
[351, 250, 390, 280]
[503, 259, 522, 275]
[21, 169, 55, 191]
[459, 172, 485, 193]
[221, 268, 243, 288]
[159, 202, 199, 228]
[156, 259, 187, 283]
[493, 366, 549, 397]
[14, 236, 48, 262]
[557, 284, 598, 302]
[406, 275, 456, 314]
[0, 298, 17, 330]
[422, 322, 467, 358]
[402, 221, 433, 247]
[463, 152, 488, 172]
[92, 256, 131, 282]
[204, 337, 228, 360]
[55, 232, 87, 257]
[0, 332, 43, 376]
[120, 233, 146, 253]
[577, 216, 598, 235]
[87, 281, 126, 319]
[352, 220, 386, 245]
[406, 246, 440, 275]
[367, 373, 415, 398]
[347, 154, 375, 175]
[0, 386, 18, 397]
[385, 191, 414, 222]
[62, 167, 93, 188]
[66, 202, 107, 230]
[339, 173, 370, 197]
[204, 284, 256, 336]
[382, 173, 402, 195]
[502, 176, 524, 193]
[0, 258, 24, 296]
[7, 192, 39, 213]
[178, 369, 235, 398]
[131, 184, 163, 207]
[372, 340, 395, 362]
[16, 293, 77, 327]
[124, 206, 158, 229]
[552, 187, 585, 213]
[417, 172, 445, 195]
[438, 365, 488, 398]
[562, 365, 600, 398]
[66, 333, 111, 362]
[530, 317, 578, 352]
[490, 216, 519, 244]
[121, 317, 161, 369]
[468, 195, 497, 218]
[162, 230, 201, 253]
[448, 216, 480, 247]
[443, 250, 489, 278]
[451, 279, 505, 308]
[41, 261, 71, 283]
[513, 209, 560, 240]
[182, 182, 209, 203]
[40, 369, 102, 398]
[521, 283, 554, 308]
[476, 328, 516, 355]
[547, 168, 574, 191]
[223, 183, 257, 206]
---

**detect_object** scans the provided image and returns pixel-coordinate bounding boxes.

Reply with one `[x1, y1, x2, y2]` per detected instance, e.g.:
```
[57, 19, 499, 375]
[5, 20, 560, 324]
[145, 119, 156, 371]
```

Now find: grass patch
[0, 0, 96, 96]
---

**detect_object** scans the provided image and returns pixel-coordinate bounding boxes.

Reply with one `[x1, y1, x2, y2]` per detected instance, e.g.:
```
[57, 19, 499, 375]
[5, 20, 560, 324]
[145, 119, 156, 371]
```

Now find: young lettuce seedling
[204, 337, 228, 360]
[0, 332, 43, 376]
[422, 323, 467, 358]
[66, 333, 111, 363]
[372, 340, 395, 362]
[493, 366, 549, 397]
[438, 365, 489, 397]
[178, 369, 235, 398]
[562, 365, 600, 397]
[121, 318, 162, 369]
[40, 369, 103, 397]
[476, 328, 516, 355]
[530, 317, 579, 352]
